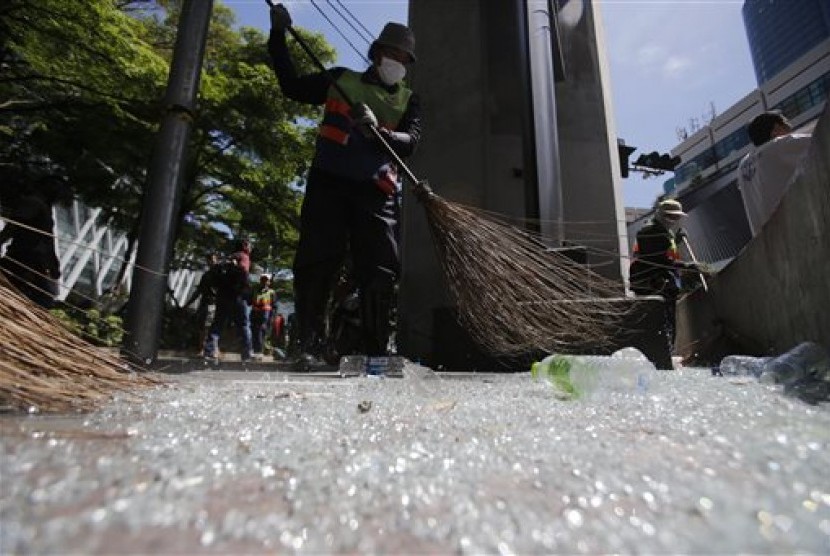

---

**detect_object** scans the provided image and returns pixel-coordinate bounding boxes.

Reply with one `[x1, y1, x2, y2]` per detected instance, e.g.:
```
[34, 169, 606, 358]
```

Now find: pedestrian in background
[738, 110, 812, 237]
[185, 252, 221, 353]
[0, 176, 67, 309]
[251, 273, 275, 359]
[203, 240, 253, 362]
[272, 312, 286, 358]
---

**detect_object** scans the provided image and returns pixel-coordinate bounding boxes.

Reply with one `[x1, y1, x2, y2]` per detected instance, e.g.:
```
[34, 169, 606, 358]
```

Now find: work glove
[680, 261, 714, 275]
[377, 127, 411, 147]
[351, 102, 378, 131]
[695, 262, 716, 276]
[373, 163, 398, 196]
[675, 227, 688, 242]
[270, 4, 292, 31]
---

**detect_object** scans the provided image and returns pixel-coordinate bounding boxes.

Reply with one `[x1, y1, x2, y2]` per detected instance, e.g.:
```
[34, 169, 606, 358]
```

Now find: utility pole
[123, 0, 214, 364]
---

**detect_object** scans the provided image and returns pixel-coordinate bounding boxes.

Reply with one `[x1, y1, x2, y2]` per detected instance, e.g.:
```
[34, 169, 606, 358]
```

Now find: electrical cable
[329, 0, 374, 44]
[0, 214, 167, 278]
[308, 0, 370, 65]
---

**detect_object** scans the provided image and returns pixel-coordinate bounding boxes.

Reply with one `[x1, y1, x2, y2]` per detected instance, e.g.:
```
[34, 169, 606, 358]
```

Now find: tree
[1, 0, 167, 225]
[1, 0, 335, 286]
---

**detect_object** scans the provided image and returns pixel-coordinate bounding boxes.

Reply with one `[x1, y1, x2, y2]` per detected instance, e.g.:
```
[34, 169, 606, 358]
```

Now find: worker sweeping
[267, 4, 421, 372]
[629, 199, 711, 360]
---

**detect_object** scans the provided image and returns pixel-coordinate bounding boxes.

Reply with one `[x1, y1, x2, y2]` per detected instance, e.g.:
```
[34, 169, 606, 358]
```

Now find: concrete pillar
[400, 0, 626, 368]
[555, 0, 629, 281]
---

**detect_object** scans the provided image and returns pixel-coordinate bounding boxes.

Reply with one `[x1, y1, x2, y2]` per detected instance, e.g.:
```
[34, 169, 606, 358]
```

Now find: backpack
[215, 260, 249, 297]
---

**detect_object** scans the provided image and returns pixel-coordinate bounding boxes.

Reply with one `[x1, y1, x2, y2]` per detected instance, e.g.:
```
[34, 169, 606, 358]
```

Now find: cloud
[663, 56, 692, 78]
[630, 44, 692, 80]
[636, 44, 664, 67]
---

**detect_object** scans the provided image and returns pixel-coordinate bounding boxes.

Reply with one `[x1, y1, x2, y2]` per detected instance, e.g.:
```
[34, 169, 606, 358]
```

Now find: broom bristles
[0, 273, 160, 413]
[421, 194, 637, 356]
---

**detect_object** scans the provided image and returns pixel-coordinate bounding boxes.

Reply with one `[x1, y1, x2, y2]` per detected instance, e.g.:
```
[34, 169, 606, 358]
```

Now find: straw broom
[272, 9, 636, 358]
[418, 192, 633, 356]
[0, 272, 160, 413]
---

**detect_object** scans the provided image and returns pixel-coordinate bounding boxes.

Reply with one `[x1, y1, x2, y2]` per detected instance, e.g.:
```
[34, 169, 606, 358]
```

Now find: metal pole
[123, 0, 214, 364]
[682, 235, 709, 293]
[515, 0, 541, 232]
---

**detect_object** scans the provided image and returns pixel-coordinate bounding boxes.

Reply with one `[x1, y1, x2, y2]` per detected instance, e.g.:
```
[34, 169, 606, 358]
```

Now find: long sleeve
[268, 29, 343, 105]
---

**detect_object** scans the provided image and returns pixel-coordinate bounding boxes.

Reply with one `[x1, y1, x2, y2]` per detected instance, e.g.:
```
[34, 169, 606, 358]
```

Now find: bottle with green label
[531, 349, 653, 399]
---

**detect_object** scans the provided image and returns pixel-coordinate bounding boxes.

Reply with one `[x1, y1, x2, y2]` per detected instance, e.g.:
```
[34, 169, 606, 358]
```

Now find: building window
[773, 70, 830, 119]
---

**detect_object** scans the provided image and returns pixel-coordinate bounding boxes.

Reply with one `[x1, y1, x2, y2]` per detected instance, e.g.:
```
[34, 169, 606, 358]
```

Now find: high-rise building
[743, 0, 830, 85]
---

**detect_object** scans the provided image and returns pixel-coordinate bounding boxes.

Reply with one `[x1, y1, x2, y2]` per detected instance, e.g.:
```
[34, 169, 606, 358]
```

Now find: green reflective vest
[313, 70, 412, 183]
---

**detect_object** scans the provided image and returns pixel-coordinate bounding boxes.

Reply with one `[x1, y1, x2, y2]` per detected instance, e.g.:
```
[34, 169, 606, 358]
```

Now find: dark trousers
[251, 309, 272, 354]
[631, 269, 680, 357]
[204, 294, 252, 359]
[293, 168, 399, 357]
[663, 296, 677, 354]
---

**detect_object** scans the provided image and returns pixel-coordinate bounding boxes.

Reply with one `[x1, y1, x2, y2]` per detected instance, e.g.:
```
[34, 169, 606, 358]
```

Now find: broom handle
[681, 235, 708, 293]
[265, 0, 422, 187]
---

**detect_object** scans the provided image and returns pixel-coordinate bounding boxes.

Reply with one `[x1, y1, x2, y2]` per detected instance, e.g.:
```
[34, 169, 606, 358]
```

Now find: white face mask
[377, 56, 406, 86]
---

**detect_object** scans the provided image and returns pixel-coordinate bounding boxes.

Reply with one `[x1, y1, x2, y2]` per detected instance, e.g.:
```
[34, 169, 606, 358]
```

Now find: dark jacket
[186, 264, 221, 307]
[629, 219, 684, 298]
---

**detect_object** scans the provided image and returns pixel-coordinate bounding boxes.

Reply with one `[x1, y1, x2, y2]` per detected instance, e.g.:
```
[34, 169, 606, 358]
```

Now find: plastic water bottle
[718, 355, 770, 377]
[531, 354, 594, 397]
[339, 355, 405, 377]
[761, 342, 830, 387]
[611, 347, 655, 394]
[366, 356, 390, 376]
[338, 354, 367, 377]
[531, 348, 654, 398]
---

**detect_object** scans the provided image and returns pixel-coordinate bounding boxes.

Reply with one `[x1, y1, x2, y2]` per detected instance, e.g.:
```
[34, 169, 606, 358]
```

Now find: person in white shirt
[737, 111, 812, 237]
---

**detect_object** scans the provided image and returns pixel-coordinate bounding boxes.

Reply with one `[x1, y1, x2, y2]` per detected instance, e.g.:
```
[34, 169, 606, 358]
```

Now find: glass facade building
[743, 0, 830, 85]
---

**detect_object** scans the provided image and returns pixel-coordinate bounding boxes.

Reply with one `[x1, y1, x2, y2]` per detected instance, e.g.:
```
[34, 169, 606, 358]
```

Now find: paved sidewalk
[1, 363, 829, 554]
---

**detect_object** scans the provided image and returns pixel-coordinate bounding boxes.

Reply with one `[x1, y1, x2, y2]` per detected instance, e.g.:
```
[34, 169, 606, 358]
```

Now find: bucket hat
[371, 22, 416, 63]
[656, 199, 686, 219]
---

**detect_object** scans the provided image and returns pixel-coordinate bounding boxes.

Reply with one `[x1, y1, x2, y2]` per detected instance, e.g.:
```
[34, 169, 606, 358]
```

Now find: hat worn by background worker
[656, 199, 686, 220]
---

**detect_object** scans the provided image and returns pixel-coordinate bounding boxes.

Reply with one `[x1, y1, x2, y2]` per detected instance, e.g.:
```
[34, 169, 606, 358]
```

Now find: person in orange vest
[269, 4, 421, 371]
[251, 273, 275, 359]
[629, 199, 710, 356]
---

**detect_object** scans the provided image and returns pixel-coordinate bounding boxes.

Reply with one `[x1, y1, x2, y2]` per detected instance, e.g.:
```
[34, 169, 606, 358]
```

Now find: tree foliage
[0, 0, 335, 278]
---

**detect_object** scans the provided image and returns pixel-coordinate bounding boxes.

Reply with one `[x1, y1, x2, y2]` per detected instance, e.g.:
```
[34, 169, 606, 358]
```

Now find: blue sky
[225, 0, 757, 208]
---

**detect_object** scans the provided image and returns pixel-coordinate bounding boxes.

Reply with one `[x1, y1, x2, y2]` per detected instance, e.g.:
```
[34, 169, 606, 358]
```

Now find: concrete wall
[676, 105, 830, 358]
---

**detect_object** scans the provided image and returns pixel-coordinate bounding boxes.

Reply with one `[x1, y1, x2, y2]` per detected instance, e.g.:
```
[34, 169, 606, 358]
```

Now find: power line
[330, 0, 374, 44]
[309, 0, 370, 66]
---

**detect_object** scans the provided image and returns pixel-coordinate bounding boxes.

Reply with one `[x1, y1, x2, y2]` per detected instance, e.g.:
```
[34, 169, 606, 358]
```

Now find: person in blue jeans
[203, 246, 253, 362]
